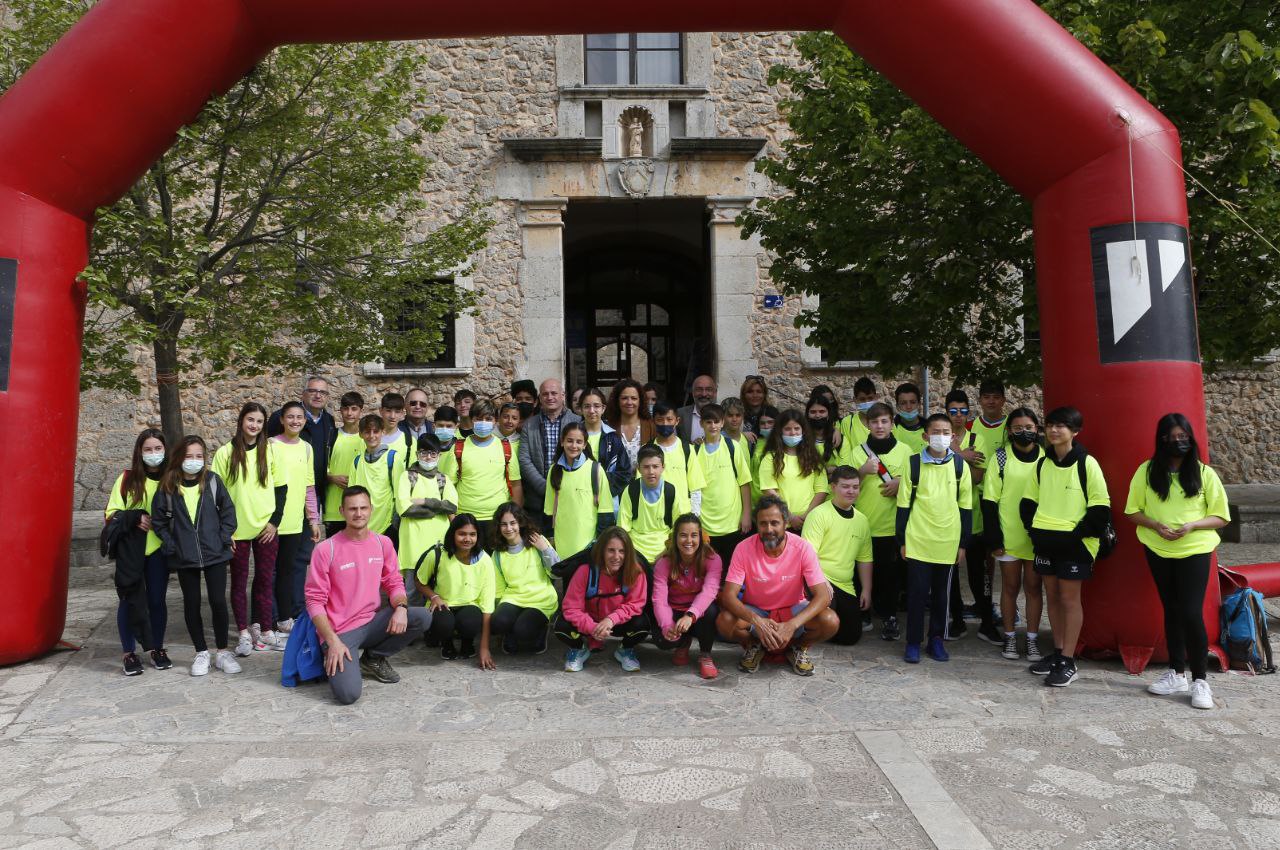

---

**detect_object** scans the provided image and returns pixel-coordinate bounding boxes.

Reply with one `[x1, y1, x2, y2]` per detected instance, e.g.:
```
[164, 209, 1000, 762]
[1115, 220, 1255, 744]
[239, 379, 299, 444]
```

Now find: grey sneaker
[1001, 633, 1020, 660]
[1025, 636, 1043, 662]
[614, 647, 641, 672]
[739, 643, 765, 673]
[360, 653, 400, 684]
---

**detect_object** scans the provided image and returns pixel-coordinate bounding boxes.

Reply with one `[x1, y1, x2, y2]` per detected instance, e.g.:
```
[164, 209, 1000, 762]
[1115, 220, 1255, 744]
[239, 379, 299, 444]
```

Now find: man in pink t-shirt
[717, 495, 837, 676]
[305, 486, 431, 704]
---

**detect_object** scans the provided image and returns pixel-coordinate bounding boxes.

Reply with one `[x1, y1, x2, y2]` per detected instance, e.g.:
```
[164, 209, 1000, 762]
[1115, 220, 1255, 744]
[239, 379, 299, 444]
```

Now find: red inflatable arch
[0, 0, 1216, 669]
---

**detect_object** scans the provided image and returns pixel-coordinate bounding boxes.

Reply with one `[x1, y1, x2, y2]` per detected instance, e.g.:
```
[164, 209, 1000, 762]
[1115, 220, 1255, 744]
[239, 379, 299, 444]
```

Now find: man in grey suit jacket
[677, 374, 718, 443]
[518, 378, 582, 525]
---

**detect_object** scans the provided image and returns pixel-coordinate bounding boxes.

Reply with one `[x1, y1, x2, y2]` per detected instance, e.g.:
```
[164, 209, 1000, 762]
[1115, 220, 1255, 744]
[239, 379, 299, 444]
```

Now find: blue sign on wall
[762, 294, 783, 310]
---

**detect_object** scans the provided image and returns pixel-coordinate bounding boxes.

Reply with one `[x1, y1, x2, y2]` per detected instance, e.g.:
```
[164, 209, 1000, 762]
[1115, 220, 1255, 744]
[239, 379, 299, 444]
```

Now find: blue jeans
[117, 550, 169, 653]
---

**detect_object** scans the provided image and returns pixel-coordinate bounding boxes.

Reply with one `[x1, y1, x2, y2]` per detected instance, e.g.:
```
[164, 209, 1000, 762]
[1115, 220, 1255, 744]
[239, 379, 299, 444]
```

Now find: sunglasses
[407, 401, 429, 407]
[947, 407, 970, 416]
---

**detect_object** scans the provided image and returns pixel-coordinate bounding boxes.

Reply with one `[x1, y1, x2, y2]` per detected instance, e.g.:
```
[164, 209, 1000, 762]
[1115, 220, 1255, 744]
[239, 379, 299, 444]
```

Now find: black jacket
[104, 509, 148, 586]
[594, 427, 633, 498]
[151, 472, 237, 569]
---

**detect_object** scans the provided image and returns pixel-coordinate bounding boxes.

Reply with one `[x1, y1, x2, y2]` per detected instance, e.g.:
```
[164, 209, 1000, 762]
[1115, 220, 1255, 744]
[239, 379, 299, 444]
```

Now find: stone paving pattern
[2, 550, 1279, 848]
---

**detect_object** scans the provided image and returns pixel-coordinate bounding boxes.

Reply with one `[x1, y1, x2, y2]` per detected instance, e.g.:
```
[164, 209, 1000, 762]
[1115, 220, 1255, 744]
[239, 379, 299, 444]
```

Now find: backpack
[1220, 588, 1276, 674]
[697, 437, 739, 479]
[1034, 455, 1118, 559]
[584, 561, 630, 600]
[627, 479, 676, 528]
[551, 460, 602, 522]
[354, 449, 399, 528]
[907, 452, 966, 510]
[414, 543, 446, 585]
[455, 438, 515, 497]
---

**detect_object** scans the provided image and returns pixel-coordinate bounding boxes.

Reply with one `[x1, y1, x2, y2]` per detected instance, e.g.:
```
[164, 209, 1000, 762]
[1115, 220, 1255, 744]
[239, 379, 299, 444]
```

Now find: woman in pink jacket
[653, 514, 723, 679]
[554, 527, 649, 673]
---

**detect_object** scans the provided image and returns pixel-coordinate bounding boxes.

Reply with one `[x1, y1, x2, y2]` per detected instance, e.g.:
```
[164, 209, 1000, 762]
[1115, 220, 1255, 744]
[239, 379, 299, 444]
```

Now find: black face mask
[1168, 439, 1192, 456]
[807, 416, 827, 431]
[516, 402, 535, 418]
[1010, 430, 1037, 446]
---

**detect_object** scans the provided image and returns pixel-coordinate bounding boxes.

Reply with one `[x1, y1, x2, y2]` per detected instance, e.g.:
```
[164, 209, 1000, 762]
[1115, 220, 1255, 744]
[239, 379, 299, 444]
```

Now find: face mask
[181, 459, 204, 475]
[807, 416, 827, 431]
[435, 428, 455, 442]
[759, 428, 772, 439]
[1011, 430, 1037, 446]
[142, 452, 166, 468]
[471, 422, 494, 438]
[419, 458, 439, 471]
[516, 402, 535, 418]
[655, 424, 677, 438]
[857, 401, 875, 413]
[1168, 439, 1192, 456]
[782, 434, 803, 448]
[647, 404, 656, 416]
[898, 409, 919, 422]
[928, 435, 951, 453]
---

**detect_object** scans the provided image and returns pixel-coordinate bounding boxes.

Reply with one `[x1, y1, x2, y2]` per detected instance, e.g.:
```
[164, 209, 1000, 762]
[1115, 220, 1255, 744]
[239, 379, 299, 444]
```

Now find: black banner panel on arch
[0, 258, 15, 392]
[1091, 222, 1199, 365]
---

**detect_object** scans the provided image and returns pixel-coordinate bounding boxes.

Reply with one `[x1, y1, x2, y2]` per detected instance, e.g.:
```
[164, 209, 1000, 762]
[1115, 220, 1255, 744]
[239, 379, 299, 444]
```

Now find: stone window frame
[798, 292, 877, 370]
[583, 33, 684, 87]
[361, 271, 476, 379]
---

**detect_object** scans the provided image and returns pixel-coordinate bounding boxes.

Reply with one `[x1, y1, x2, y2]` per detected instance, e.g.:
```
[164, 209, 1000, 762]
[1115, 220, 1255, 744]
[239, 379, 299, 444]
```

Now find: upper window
[384, 278, 457, 369]
[585, 33, 683, 85]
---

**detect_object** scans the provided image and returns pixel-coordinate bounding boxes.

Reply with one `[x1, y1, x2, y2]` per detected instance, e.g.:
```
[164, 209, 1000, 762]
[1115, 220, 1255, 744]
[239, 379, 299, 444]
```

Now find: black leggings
[555, 612, 649, 648]
[829, 585, 865, 646]
[906, 559, 953, 644]
[949, 539, 993, 627]
[489, 603, 549, 652]
[709, 533, 745, 572]
[429, 604, 484, 646]
[176, 563, 229, 652]
[1145, 548, 1211, 680]
[654, 605, 719, 653]
[274, 532, 302, 625]
[870, 536, 903, 619]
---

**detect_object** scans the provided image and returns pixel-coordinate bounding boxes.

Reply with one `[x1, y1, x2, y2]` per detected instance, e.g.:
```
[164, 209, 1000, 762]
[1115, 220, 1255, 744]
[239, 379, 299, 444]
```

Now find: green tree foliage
[742, 2, 1279, 385]
[2, 1, 490, 442]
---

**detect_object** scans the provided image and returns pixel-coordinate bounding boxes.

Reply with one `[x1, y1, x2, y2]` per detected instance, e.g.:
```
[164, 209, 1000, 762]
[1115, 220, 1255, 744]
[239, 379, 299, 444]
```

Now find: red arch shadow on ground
[0, 0, 1216, 670]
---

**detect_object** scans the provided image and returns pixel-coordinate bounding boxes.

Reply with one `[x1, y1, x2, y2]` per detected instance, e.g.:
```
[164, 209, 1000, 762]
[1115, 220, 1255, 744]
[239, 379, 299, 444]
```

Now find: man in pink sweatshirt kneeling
[306, 485, 431, 704]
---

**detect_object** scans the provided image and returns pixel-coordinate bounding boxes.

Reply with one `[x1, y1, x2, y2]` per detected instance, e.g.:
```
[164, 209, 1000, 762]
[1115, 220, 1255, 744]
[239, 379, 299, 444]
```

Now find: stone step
[71, 511, 107, 570]
[1223, 485, 1280, 545]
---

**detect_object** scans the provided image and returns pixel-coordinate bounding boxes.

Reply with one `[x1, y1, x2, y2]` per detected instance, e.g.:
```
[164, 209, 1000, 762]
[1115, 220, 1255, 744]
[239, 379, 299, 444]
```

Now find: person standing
[677, 374, 717, 443]
[306, 486, 430, 705]
[518, 378, 582, 528]
[104, 428, 171, 676]
[578, 387, 632, 503]
[1126, 414, 1229, 710]
[348, 415, 405, 544]
[620, 446, 691, 565]
[604, 379, 655, 469]
[649, 402, 707, 513]
[151, 436, 239, 677]
[378, 393, 414, 465]
[944, 388, 996, 644]
[693, 404, 753, 566]
[449, 400, 523, 542]
[757, 409, 829, 530]
[396, 433, 458, 601]
[271, 402, 326, 633]
[739, 375, 770, 439]
[324, 392, 366, 537]
[892, 383, 927, 452]
[544, 422, 615, 557]
[1021, 406, 1111, 687]
[836, 376, 880, 449]
[401, 387, 436, 445]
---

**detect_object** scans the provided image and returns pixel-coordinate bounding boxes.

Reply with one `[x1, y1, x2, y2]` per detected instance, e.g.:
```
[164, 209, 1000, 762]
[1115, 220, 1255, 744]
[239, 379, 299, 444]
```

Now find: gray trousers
[327, 606, 431, 705]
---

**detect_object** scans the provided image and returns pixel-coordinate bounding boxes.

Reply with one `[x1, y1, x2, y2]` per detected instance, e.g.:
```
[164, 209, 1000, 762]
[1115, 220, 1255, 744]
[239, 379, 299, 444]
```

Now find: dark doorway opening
[564, 199, 710, 405]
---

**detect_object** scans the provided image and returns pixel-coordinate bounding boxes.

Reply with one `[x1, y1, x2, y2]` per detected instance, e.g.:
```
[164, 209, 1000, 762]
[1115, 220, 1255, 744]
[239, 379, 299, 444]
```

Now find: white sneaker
[276, 618, 295, 634]
[255, 629, 287, 652]
[190, 651, 211, 677]
[1190, 679, 1214, 710]
[1147, 669, 1189, 696]
[234, 631, 254, 657]
[214, 650, 242, 674]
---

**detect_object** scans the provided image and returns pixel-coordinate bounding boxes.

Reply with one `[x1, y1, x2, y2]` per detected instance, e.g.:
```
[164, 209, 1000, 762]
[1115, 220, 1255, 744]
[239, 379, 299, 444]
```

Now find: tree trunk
[152, 333, 185, 448]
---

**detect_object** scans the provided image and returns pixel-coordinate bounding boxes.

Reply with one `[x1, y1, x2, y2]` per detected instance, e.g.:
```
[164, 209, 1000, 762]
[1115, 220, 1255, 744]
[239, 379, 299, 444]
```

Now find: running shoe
[501, 635, 518, 655]
[276, 618, 295, 634]
[234, 631, 254, 657]
[1190, 679, 1214, 710]
[977, 623, 1004, 646]
[563, 648, 590, 672]
[150, 648, 173, 670]
[945, 620, 967, 641]
[458, 639, 476, 659]
[738, 643, 764, 673]
[1045, 659, 1078, 687]
[614, 647, 641, 672]
[190, 651, 211, 677]
[903, 643, 921, 664]
[926, 636, 950, 662]
[1148, 670, 1189, 695]
[122, 653, 143, 677]
[880, 616, 900, 642]
[1028, 652, 1059, 675]
[214, 650, 242, 674]
[1001, 633, 1020, 661]
[440, 641, 459, 661]
[698, 654, 719, 680]
[360, 653, 401, 684]
[787, 645, 815, 676]
[862, 611, 874, 632]
[672, 647, 690, 666]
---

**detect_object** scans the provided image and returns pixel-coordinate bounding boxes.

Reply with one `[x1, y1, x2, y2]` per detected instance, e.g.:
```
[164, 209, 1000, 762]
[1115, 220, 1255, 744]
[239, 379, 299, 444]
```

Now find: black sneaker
[533, 629, 549, 655]
[458, 640, 476, 659]
[861, 611, 874, 632]
[360, 652, 401, 684]
[880, 616, 901, 641]
[423, 633, 441, 648]
[440, 641, 459, 660]
[945, 620, 967, 641]
[1028, 652, 1060, 676]
[501, 635, 518, 655]
[1045, 659, 1078, 687]
[122, 653, 144, 676]
[961, 603, 979, 621]
[976, 623, 1004, 646]
[149, 648, 173, 670]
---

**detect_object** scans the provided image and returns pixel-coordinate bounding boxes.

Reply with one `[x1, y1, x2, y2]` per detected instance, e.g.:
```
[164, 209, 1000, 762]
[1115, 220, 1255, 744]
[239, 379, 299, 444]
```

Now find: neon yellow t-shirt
[837, 414, 871, 451]
[801, 501, 873, 596]
[971, 415, 1008, 451]
[324, 431, 364, 522]
[417, 550, 496, 613]
[586, 431, 602, 462]
[396, 466, 458, 575]
[982, 446, 1042, 561]
[842, 439, 913, 538]
[449, 437, 520, 521]
[350, 448, 404, 535]
[212, 442, 278, 540]
[1023, 451, 1111, 557]
[896, 454, 974, 564]
[270, 439, 314, 535]
[180, 479, 201, 523]
[620, 480, 691, 563]
[749, 438, 768, 508]
[893, 421, 927, 453]
[105, 472, 162, 555]
[1125, 461, 1230, 558]
[757, 453, 830, 517]
[494, 545, 559, 618]
[694, 438, 753, 537]
[544, 461, 612, 557]
[956, 428, 990, 535]
[637, 439, 706, 505]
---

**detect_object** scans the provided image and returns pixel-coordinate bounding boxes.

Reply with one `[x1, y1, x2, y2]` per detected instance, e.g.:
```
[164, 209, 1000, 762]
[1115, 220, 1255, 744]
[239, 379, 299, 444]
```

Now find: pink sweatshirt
[561, 564, 648, 649]
[305, 531, 405, 634]
[651, 553, 723, 633]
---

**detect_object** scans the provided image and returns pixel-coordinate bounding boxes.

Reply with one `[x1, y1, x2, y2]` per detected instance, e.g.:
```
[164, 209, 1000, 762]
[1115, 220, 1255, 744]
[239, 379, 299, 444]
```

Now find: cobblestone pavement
[1, 553, 1278, 849]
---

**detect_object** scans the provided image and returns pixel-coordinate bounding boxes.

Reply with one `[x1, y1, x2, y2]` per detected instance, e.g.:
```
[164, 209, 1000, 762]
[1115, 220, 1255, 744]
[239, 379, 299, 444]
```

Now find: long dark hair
[661, 513, 714, 585]
[227, 402, 271, 487]
[161, 435, 209, 494]
[765, 408, 825, 478]
[123, 428, 166, 507]
[804, 396, 838, 462]
[591, 526, 642, 588]
[1147, 412, 1203, 500]
[490, 501, 537, 551]
[604, 378, 652, 427]
[548, 421, 597, 491]
[444, 513, 481, 559]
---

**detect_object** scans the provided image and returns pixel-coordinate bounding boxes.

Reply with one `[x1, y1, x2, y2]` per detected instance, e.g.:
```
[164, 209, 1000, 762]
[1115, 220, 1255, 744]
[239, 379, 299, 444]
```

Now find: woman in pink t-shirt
[652, 514, 723, 679]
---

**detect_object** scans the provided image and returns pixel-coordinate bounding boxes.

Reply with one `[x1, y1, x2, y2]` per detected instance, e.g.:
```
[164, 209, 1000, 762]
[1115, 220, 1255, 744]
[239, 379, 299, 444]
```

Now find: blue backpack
[1220, 588, 1275, 674]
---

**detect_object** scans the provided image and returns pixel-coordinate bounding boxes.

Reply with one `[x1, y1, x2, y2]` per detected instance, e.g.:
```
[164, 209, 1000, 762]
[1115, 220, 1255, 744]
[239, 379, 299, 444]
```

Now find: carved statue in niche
[627, 117, 644, 158]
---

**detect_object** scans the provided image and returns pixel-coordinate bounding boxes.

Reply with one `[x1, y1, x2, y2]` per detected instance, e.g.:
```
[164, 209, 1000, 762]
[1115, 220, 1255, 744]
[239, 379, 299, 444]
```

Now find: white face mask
[142, 452, 166, 468]
[181, 459, 205, 475]
[928, 435, 951, 453]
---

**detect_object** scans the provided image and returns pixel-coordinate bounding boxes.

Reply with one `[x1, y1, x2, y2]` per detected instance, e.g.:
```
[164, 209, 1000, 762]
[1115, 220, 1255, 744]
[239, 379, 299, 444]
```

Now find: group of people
[103, 373, 1231, 711]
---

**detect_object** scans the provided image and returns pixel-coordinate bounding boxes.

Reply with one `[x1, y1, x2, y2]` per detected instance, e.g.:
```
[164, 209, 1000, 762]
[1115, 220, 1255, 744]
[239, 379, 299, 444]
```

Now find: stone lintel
[670, 137, 767, 158]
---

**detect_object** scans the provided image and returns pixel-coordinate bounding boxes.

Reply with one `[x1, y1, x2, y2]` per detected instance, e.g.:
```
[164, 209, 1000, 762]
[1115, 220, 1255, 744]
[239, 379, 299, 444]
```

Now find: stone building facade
[74, 32, 1280, 509]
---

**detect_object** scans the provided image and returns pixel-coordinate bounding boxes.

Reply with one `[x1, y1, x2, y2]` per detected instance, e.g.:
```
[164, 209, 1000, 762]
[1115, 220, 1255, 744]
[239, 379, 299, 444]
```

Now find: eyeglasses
[408, 401, 429, 407]
[305, 388, 329, 396]
[947, 407, 969, 416]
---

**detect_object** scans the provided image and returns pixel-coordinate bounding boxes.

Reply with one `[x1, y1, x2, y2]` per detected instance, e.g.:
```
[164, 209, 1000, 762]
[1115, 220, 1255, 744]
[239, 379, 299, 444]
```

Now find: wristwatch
[394, 602, 409, 611]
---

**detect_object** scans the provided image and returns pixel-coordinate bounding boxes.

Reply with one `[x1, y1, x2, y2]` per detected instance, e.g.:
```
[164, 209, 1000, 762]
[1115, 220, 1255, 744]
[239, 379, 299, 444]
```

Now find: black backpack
[1034, 455, 1118, 559]
[626, 479, 677, 527]
[907, 452, 966, 510]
